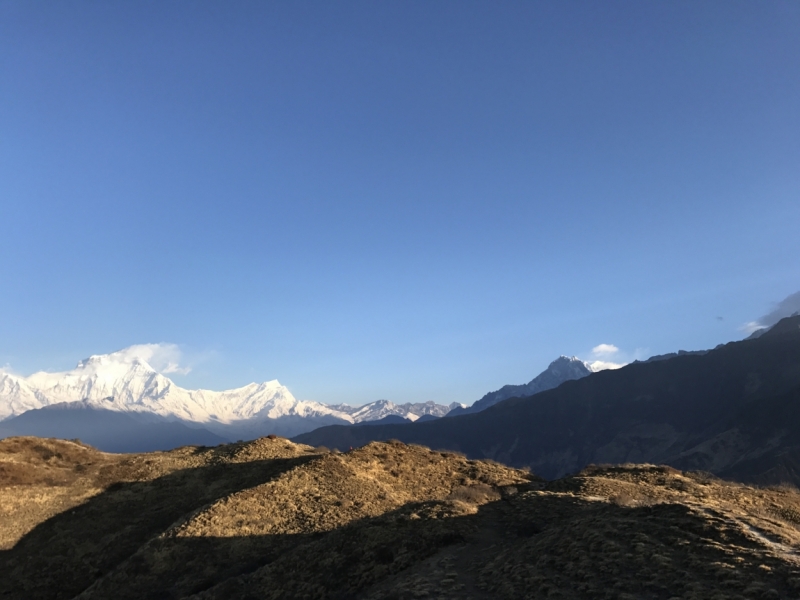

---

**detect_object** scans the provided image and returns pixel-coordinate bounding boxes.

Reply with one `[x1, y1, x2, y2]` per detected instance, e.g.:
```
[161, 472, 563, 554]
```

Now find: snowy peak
[448, 355, 594, 416]
[0, 371, 41, 421]
[0, 346, 459, 428]
[23, 353, 176, 419]
[0, 346, 334, 424]
[351, 400, 409, 422]
[329, 399, 462, 424]
[531, 356, 594, 388]
[551, 355, 591, 370]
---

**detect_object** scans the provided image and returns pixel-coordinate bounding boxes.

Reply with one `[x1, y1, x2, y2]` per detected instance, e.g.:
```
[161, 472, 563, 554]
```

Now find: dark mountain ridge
[295, 315, 800, 484]
[447, 355, 592, 416]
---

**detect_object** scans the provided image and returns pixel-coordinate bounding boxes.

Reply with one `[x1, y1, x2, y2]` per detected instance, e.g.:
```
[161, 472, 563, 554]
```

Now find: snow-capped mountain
[329, 399, 463, 423]
[0, 350, 334, 424]
[447, 355, 594, 416]
[0, 348, 459, 438]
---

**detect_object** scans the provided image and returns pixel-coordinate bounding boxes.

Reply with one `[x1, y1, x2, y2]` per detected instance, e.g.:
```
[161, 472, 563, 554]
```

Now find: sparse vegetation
[446, 483, 501, 504]
[4, 436, 800, 599]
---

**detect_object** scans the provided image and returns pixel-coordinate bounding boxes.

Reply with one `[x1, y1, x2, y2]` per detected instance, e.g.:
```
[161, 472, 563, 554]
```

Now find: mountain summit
[448, 355, 593, 416]
[296, 315, 800, 484]
[0, 349, 316, 424]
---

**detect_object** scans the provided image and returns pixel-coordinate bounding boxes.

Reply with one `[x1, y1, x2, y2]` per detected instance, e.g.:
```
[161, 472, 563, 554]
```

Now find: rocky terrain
[4, 435, 800, 599]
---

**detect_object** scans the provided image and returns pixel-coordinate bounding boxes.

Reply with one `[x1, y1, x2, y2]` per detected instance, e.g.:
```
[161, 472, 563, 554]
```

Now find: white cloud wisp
[588, 360, 627, 372]
[591, 343, 620, 357]
[587, 342, 628, 371]
[742, 290, 800, 334]
[110, 343, 192, 375]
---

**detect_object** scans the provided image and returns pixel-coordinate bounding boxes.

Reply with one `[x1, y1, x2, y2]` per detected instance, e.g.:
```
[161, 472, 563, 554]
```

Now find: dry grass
[446, 483, 501, 505]
[4, 436, 800, 599]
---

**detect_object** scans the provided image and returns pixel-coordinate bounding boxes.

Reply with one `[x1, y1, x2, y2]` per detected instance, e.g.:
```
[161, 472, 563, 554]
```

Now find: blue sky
[1, 1, 799, 405]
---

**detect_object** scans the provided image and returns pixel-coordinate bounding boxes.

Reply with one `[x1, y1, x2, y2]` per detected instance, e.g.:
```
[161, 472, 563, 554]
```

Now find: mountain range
[296, 315, 800, 486]
[7, 319, 800, 595]
[0, 344, 596, 451]
[0, 349, 469, 449]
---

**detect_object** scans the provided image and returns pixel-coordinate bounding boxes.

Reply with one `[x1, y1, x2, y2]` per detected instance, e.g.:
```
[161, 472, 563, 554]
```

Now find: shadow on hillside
[0, 453, 317, 600]
[5, 474, 800, 600]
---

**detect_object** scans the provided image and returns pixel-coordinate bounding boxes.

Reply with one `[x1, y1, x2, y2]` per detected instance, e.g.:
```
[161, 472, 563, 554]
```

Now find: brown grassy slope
[76, 441, 531, 599]
[191, 465, 800, 600]
[0, 436, 119, 549]
[5, 437, 800, 599]
[0, 436, 320, 600]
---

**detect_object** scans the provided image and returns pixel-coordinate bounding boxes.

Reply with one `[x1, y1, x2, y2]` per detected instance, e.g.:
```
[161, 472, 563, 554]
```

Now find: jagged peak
[555, 355, 582, 362]
[369, 399, 395, 407]
[544, 355, 593, 374]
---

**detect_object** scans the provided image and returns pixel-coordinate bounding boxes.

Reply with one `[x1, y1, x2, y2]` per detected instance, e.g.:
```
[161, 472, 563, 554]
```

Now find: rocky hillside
[3, 436, 800, 599]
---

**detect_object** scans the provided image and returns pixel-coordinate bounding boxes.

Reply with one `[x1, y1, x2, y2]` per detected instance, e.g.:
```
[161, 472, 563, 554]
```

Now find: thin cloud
[161, 362, 192, 375]
[591, 343, 620, 357]
[113, 343, 192, 375]
[0, 363, 17, 375]
[589, 360, 626, 372]
[758, 290, 800, 327]
[741, 290, 800, 333]
[585, 343, 629, 371]
[741, 321, 766, 335]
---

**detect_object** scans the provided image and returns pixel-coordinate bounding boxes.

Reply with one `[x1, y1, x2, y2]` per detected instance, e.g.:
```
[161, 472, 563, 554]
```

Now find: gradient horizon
[1, 1, 799, 405]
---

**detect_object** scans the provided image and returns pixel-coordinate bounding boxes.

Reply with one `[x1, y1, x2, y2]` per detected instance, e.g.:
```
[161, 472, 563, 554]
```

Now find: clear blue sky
[2, 1, 799, 405]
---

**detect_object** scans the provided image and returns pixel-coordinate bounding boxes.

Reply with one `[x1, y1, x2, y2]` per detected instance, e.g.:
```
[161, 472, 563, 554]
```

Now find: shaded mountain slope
[4, 437, 800, 598]
[0, 402, 229, 452]
[295, 315, 800, 484]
